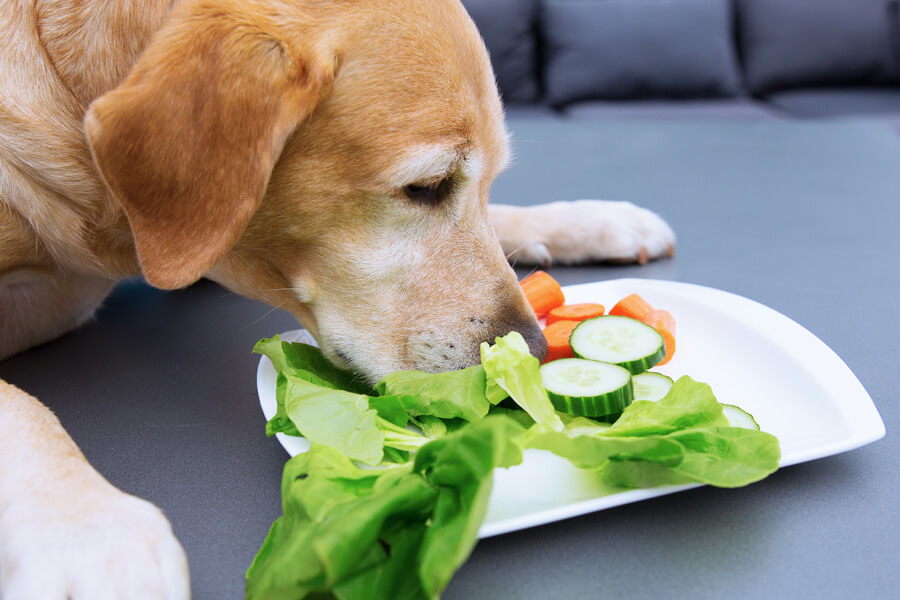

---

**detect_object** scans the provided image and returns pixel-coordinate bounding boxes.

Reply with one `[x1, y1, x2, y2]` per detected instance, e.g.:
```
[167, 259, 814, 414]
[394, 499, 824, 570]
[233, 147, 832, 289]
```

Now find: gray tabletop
[1, 118, 897, 599]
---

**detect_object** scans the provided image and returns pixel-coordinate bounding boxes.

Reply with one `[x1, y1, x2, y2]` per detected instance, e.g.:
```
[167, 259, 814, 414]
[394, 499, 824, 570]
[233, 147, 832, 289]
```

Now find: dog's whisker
[504, 241, 533, 261]
[218, 287, 296, 300]
[506, 242, 534, 266]
[243, 301, 290, 330]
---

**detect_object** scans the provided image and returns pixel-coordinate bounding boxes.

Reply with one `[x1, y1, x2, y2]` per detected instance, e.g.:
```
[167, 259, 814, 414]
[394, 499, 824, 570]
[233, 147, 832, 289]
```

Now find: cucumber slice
[570, 315, 665, 374]
[632, 372, 674, 402]
[721, 404, 760, 430]
[540, 358, 633, 418]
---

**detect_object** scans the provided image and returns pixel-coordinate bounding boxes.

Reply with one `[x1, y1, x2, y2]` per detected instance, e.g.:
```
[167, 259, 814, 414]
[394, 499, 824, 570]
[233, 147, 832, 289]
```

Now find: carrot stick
[541, 319, 579, 363]
[644, 309, 676, 365]
[546, 303, 606, 326]
[519, 271, 565, 317]
[609, 293, 653, 321]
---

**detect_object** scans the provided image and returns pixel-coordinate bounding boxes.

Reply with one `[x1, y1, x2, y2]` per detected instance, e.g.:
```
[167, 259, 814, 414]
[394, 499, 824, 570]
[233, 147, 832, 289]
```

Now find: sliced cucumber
[570, 315, 665, 375]
[632, 372, 674, 402]
[540, 358, 633, 418]
[721, 404, 760, 430]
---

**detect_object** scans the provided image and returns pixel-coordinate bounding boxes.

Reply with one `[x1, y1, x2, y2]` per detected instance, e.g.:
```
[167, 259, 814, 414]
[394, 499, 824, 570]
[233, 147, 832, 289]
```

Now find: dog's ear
[85, 3, 334, 289]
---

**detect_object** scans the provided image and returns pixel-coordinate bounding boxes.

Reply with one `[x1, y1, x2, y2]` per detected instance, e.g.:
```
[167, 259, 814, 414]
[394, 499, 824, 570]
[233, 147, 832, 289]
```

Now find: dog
[0, 0, 674, 597]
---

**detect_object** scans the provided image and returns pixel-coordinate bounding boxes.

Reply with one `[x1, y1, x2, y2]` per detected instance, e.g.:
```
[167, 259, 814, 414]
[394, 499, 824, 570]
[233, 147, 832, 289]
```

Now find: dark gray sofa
[461, 0, 900, 124]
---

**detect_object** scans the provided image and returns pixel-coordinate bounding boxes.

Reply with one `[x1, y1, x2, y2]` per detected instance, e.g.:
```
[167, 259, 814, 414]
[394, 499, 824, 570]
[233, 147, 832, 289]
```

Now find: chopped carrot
[546, 303, 606, 326]
[643, 309, 676, 365]
[541, 319, 579, 363]
[609, 293, 653, 321]
[519, 271, 565, 317]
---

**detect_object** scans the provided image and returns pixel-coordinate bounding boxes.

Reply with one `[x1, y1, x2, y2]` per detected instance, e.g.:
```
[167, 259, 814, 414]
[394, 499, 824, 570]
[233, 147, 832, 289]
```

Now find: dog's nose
[519, 321, 548, 362]
[485, 310, 547, 363]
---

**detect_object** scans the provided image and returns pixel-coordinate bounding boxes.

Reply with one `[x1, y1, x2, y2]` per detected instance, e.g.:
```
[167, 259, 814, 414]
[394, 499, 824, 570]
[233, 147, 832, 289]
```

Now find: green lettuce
[480, 332, 564, 432]
[601, 426, 782, 488]
[606, 376, 728, 436]
[281, 374, 385, 465]
[375, 367, 494, 422]
[245, 416, 526, 600]
[249, 332, 781, 599]
[254, 336, 374, 394]
[528, 376, 781, 488]
[255, 339, 500, 464]
[254, 336, 374, 438]
[412, 416, 524, 597]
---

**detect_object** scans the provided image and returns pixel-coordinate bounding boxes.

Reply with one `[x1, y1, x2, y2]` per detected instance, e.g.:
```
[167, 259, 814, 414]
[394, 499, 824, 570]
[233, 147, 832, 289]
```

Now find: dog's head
[85, 0, 545, 381]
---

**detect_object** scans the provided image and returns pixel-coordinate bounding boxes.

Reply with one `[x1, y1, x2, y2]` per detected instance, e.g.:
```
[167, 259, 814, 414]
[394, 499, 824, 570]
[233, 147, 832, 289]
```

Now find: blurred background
[461, 0, 900, 125]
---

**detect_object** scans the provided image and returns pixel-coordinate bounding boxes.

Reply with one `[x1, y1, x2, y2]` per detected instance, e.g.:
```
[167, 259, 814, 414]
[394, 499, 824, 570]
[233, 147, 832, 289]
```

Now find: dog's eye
[402, 178, 452, 205]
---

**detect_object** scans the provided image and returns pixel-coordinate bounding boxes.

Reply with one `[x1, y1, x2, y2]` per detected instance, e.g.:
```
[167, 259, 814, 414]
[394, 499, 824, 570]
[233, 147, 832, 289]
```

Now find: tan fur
[0, 1, 542, 596]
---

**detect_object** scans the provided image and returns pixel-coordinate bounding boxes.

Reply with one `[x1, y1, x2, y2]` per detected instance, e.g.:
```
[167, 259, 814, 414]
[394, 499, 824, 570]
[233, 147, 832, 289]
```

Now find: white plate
[257, 278, 885, 538]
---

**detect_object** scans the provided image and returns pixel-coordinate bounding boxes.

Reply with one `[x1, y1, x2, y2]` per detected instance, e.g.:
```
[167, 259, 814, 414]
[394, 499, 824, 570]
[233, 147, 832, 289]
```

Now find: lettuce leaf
[257, 339, 493, 463]
[602, 426, 781, 488]
[254, 336, 374, 394]
[525, 376, 781, 489]
[283, 374, 385, 466]
[245, 416, 526, 600]
[258, 338, 508, 455]
[254, 336, 374, 438]
[480, 332, 564, 432]
[245, 446, 431, 599]
[412, 416, 525, 597]
[375, 367, 493, 422]
[606, 376, 729, 436]
[377, 417, 430, 452]
[409, 415, 458, 439]
[267, 373, 301, 437]
[526, 428, 686, 469]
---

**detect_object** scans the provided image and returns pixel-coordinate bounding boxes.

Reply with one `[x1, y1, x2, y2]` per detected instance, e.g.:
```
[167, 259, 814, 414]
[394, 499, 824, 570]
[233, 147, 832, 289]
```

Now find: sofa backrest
[460, 0, 900, 107]
[540, 0, 742, 107]
[737, 0, 900, 95]
[460, 0, 541, 103]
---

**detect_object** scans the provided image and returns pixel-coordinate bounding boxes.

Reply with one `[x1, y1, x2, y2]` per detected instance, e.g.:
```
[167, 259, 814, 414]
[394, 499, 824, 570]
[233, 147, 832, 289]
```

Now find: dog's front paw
[491, 200, 675, 267]
[0, 485, 189, 600]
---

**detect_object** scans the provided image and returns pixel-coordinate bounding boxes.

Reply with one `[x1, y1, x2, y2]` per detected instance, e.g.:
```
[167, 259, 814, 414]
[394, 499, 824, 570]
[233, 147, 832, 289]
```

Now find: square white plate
[257, 278, 885, 538]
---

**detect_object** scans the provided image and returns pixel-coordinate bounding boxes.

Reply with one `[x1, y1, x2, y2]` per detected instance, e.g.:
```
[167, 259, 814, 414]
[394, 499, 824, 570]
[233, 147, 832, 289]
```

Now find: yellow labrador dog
[0, 0, 674, 596]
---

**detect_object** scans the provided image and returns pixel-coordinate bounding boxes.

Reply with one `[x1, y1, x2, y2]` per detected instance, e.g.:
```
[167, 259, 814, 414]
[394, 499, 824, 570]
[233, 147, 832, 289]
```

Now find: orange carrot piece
[546, 303, 606, 326]
[519, 271, 565, 317]
[609, 293, 654, 321]
[644, 309, 676, 365]
[541, 319, 579, 363]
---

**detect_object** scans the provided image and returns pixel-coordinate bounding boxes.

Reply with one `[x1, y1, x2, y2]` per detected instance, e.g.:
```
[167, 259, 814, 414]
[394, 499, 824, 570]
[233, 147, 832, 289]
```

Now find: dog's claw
[637, 246, 648, 265]
[532, 242, 552, 269]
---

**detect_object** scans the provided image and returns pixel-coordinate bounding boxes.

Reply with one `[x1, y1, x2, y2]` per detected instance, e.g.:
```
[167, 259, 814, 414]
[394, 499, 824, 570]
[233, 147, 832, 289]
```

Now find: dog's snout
[520, 322, 549, 362]
[481, 304, 547, 363]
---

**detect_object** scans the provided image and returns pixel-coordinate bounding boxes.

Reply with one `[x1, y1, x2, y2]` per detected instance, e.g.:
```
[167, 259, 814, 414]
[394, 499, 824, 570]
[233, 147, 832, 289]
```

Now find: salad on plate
[245, 273, 781, 600]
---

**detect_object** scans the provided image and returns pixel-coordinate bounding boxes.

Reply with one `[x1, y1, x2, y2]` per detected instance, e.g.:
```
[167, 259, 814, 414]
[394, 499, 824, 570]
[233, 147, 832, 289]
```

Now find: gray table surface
[1, 118, 897, 599]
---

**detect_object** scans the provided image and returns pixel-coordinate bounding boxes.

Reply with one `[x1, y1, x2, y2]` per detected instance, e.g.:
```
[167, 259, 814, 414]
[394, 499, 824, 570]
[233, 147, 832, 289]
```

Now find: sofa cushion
[764, 88, 900, 118]
[565, 98, 777, 119]
[460, 0, 540, 103]
[738, 0, 900, 95]
[542, 0, 742, 107]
